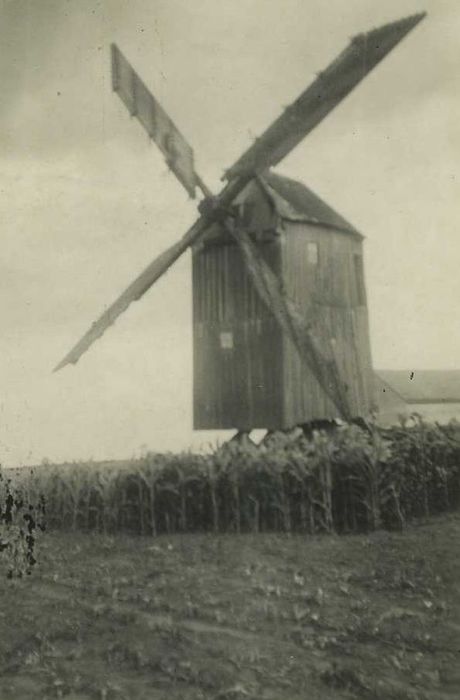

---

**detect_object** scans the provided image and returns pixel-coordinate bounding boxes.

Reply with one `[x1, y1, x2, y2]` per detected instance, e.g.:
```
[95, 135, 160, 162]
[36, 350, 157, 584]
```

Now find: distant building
[375, 370, 460, 425]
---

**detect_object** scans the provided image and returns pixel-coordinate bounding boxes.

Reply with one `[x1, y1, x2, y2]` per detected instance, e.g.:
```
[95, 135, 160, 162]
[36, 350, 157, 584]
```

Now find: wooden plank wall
[192, 235, 284, 430]
[281, 222, 374, 425]
[192, 180, 375, 430]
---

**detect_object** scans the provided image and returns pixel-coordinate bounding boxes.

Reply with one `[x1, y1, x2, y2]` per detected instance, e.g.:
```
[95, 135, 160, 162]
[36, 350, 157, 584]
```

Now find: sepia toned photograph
[1, 1, 459, 698]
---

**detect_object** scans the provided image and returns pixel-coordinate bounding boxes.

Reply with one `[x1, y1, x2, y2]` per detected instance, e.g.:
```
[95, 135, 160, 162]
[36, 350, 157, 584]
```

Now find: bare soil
[1, 514, 459, 699]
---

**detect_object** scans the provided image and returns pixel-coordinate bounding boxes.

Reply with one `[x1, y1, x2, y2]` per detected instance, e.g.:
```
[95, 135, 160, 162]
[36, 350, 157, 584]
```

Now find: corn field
[3, 416, 460, 538]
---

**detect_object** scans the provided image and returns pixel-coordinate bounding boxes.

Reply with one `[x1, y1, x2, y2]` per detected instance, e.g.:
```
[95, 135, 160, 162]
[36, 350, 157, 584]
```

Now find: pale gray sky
[1, 0, 459, 466]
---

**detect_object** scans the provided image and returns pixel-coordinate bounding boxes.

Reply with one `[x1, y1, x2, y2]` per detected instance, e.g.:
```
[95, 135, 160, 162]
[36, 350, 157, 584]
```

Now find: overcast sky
[1, 0, 459, 467]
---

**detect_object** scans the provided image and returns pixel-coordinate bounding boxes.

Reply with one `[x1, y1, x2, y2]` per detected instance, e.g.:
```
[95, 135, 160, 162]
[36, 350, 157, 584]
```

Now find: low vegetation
[0, 514, 459, 699]
[4, 415, 460, 541]
[1, 416, 459, 698]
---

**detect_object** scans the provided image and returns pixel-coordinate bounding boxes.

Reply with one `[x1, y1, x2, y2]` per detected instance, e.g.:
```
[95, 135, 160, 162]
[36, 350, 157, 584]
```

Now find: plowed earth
[1, 515, 459, 699]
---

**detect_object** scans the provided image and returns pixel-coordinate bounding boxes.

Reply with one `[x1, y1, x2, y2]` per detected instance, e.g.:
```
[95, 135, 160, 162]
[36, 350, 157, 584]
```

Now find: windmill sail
[56, 13, 424, 373]
[54, 216, 211, 372]
[54, 176, 252, 371]
[54, 239, 190, 372]
[224, 13, 425, 180]
[111, 44, 197, 197]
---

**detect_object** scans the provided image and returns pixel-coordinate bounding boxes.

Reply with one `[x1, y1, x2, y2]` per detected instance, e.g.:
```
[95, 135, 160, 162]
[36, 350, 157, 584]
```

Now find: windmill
[55, 13, 426, 435]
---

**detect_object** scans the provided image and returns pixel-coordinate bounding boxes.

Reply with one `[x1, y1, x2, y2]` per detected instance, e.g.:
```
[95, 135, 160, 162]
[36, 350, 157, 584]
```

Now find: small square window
[220, 331, 233, 349]
[307, 242, 319, 265]
[239, 201, 255, 227]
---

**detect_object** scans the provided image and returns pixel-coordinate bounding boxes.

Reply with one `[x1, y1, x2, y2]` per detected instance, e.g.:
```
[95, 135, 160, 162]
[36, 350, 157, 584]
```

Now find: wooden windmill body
[56, 13, 425, 433]
[193, 173, 373, 430]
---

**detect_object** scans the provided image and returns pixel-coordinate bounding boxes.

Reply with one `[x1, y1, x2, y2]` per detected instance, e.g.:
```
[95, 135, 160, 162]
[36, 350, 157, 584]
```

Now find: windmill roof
[376, 370, 460, 404]
[261, 171, 362, 237]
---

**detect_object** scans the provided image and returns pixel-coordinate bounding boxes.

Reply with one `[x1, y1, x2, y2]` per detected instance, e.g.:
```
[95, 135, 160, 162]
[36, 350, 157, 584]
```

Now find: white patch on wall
[220, 331, 234, 349]
[307, 242, 319, 265]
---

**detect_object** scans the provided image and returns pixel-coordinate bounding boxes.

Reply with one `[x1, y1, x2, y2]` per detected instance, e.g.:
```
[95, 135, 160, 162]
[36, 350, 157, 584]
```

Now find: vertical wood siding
[192, 179, 374, 430]
[281, 222, 374, 425]
[192, 233, 284, 430]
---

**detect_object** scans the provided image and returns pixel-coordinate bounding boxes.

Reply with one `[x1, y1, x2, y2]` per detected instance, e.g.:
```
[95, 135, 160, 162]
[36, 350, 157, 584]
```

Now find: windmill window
[239, 201, 255, 228]
[307, 241, 319, 265]
[220, 331, 233, 350]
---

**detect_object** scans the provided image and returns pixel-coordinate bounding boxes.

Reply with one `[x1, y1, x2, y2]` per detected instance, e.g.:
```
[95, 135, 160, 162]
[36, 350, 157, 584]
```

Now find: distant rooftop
[262, 171, 362, 237]
[376, 370, 460, 404]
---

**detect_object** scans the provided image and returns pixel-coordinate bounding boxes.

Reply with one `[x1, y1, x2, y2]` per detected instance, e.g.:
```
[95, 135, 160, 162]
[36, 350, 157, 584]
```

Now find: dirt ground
[1, 514, 459, 700]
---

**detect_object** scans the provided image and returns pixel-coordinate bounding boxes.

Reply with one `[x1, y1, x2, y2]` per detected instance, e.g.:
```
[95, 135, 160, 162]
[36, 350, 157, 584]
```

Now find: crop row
[3, 416, 460, 537]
